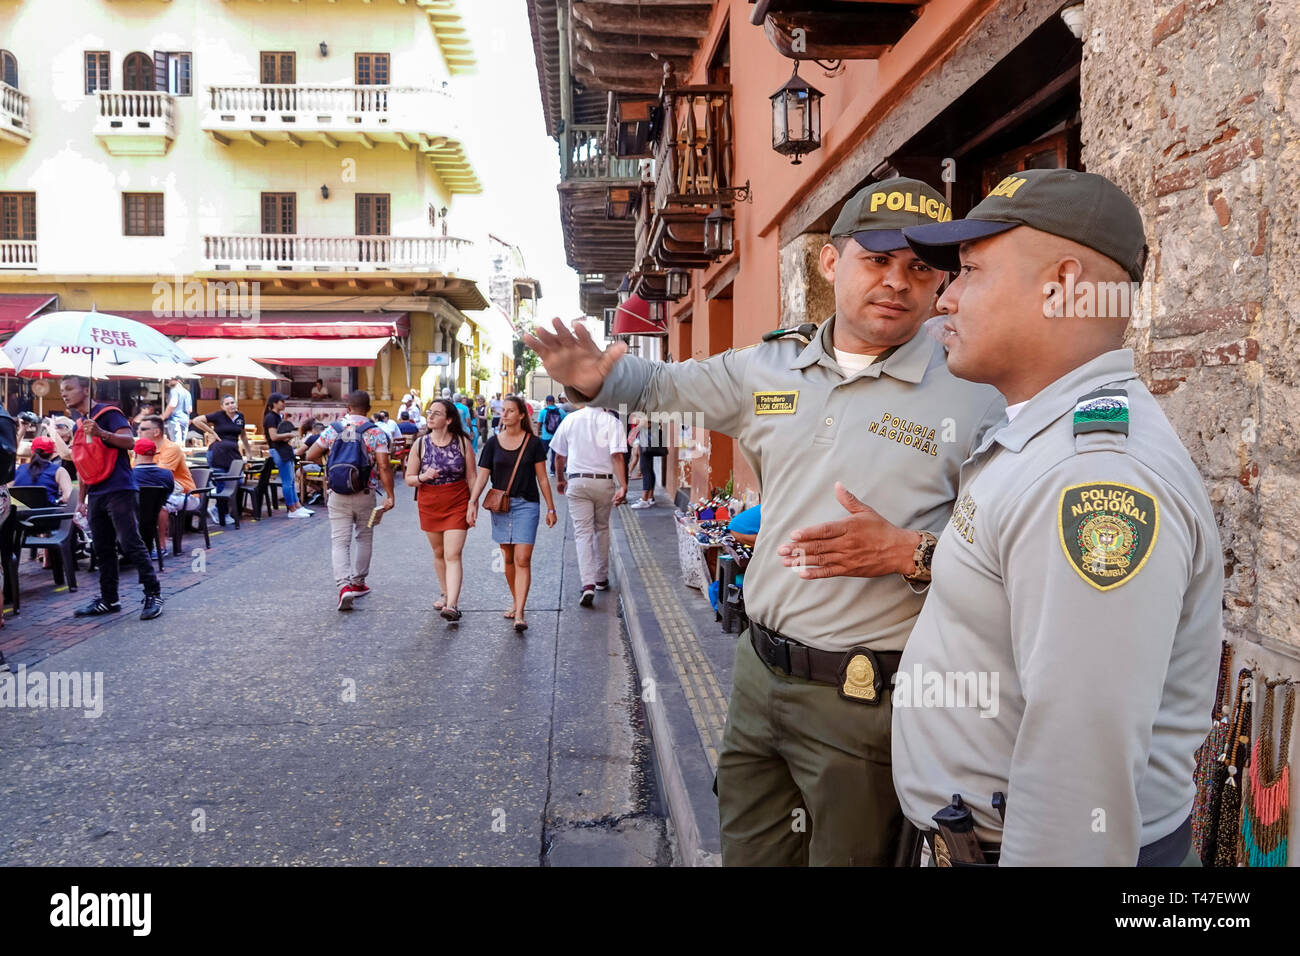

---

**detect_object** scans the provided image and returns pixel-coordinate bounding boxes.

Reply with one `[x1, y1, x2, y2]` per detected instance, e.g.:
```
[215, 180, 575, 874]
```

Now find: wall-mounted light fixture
[320, 185, 329, 199]
[771, 64, 823, 165]
[319, 42, 329, 57]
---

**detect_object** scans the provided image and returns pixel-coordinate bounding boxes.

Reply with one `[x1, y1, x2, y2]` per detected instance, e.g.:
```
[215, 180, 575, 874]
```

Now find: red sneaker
[350, 584, 372, 600]
[337, 586, 356, 611]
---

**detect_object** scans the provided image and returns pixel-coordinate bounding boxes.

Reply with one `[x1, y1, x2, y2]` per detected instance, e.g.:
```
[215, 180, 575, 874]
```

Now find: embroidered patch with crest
[1058, 481, 1159, 591]
[1073, 388, 1129, 435]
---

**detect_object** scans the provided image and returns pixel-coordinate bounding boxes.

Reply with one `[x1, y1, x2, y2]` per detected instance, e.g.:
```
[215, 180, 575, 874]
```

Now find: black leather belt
[568, 473, 613, 480]
[749, 620, 901, 688]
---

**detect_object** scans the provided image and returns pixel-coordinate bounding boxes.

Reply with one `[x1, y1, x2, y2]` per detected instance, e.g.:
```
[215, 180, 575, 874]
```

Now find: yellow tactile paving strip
[622, 509, 728, 771]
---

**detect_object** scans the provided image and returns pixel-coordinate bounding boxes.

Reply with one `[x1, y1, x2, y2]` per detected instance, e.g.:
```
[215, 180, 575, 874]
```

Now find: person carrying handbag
[469, 395, 555, 632]
[406, 398, 477, 623]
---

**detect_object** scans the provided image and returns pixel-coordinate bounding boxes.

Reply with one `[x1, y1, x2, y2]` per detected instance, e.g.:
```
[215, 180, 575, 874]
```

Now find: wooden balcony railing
[562, 125, 641, 182]
[653, 83, 734, 211]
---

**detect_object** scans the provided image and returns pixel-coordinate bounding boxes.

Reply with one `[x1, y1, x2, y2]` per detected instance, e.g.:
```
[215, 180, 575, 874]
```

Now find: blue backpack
[327, 421, 377, 494]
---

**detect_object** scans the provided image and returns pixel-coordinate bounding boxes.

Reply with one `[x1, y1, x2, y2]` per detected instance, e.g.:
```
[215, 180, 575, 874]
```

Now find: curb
[611, 508, 722, 867]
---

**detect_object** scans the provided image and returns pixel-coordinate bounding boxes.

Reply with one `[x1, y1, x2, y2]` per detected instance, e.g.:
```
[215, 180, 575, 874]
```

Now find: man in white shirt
[162, 377, 193, 445]
[549, 406, 628, 606]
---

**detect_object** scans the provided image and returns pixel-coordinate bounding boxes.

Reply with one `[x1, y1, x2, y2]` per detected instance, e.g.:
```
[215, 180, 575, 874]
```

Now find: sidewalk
[611, 493, 738, 866]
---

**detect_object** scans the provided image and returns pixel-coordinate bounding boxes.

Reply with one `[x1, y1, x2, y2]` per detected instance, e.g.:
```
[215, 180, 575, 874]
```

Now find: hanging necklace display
[1240, 677, 1294, 867]
[1208, 668, 1253, 868]
[1192, 641, 1233, 858]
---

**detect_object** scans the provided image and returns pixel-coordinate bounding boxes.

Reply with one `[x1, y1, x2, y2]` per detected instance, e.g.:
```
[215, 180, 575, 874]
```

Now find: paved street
[0, 483, 669, 866]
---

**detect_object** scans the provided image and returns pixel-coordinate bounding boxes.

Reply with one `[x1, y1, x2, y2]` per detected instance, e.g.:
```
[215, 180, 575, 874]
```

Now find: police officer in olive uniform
[525, 178, 1005, 866]
[867, 169, 1221, 865]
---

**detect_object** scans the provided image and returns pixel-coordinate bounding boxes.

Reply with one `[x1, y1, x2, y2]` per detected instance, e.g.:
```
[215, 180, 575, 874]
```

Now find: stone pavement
[0, 483, 669, 866]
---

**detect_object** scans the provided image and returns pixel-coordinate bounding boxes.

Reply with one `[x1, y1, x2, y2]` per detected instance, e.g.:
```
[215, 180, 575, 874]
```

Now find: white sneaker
[630, 499, 654, 510]
[288, 508, 311, 518]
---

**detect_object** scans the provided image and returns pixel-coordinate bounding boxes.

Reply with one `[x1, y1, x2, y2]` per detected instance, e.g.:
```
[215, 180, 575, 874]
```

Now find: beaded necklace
[1208, 668, 1253, 868]
[1192, 641, 1233, 858]
[1240, 678, 1294, 867]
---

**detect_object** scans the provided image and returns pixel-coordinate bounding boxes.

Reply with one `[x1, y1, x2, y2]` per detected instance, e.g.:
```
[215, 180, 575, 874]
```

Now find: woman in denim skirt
[470, 395, 556, 632]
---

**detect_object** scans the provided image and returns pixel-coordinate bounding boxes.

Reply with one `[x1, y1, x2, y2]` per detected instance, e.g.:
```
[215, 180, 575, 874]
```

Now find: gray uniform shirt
[577, 318, 1004, 653]
[891, 349, 1223, 865]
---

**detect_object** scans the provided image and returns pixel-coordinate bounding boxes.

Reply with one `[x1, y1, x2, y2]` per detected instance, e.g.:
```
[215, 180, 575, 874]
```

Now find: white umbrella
[188, 355, 280, 381]
[107, 359, 200, 380]
[21, 354, 117, 380]
[2, 309, 192, 374]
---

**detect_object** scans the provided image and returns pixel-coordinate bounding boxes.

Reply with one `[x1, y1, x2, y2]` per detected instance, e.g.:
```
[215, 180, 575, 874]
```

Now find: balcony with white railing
[93, 91, 177, 155]
[202, 234, 477, 276]
[203, 85, 454, 149]
[0, 240, 37, 270]
[0, 83, 31, 146]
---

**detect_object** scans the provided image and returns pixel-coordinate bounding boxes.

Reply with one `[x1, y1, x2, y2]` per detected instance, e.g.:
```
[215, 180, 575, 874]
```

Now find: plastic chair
[137, 485, 170, 572]
[238, 459, 277, 519]
[208, 459, 245, 529]
[9, 484, 58, 510]
[172, 469, 214, 556]
[18, 510, 79, 593]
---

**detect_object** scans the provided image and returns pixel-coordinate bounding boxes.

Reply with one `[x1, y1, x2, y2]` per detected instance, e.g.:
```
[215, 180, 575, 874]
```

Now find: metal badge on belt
[838, 647, 884, 704]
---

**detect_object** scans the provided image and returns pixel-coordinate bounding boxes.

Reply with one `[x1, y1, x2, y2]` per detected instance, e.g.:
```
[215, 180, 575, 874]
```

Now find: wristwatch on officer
[903, 530, 937, 583]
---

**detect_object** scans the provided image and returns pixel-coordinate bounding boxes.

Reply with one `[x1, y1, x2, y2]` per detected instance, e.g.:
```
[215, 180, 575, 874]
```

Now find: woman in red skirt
[405, 398, 478, 622]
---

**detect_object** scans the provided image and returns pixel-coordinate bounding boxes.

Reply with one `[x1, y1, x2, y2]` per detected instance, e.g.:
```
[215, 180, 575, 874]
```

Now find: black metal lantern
[704, 203, 735, 258]
[648, 300, 668, 325]
[666, 269, 690, 299]
[770, 64, 823, 165]
[605, 185, 637, 221]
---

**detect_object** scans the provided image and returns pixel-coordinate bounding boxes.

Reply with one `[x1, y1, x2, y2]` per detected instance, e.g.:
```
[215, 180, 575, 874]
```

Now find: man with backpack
[536, 395, 566, 475]
[305, 390, 394, 611]
[60, 374, 163, 621]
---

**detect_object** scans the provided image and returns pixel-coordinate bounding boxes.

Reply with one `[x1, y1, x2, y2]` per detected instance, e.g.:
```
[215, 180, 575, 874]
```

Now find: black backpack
[0, 407, 18, 484]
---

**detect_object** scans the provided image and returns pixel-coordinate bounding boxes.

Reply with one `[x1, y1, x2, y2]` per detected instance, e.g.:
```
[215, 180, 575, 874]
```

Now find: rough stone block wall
[1083, 0, 1299, 660]
[780, 232, 836, 328]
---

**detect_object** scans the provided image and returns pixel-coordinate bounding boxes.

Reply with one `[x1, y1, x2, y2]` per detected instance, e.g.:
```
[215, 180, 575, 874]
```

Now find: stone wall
[779, 233, 836, 328]
[1082, 0, 1300, 665]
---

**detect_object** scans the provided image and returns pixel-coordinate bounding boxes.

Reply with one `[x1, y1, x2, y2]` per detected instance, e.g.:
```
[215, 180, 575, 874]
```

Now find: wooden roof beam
[571, 1, 712, 39]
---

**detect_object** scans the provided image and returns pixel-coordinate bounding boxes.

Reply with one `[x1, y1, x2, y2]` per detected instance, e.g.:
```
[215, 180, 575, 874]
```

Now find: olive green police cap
[902, 168, 1149, 283]
[830, 177, 953, 253]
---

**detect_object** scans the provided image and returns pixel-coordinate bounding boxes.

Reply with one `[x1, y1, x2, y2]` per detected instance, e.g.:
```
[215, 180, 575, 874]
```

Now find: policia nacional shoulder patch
[1058, 482, 1159, 591]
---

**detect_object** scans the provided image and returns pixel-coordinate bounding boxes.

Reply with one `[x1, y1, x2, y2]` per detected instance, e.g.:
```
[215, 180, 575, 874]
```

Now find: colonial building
[528, 0, 1300, 799]
[0, 0, 490, 419]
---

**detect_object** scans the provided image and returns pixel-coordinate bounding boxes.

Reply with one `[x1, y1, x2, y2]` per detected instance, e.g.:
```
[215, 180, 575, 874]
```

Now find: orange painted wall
[666, 0, 995, 500]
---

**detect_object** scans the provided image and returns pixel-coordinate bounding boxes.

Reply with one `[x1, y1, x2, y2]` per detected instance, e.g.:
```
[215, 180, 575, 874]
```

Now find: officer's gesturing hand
[778, 482, 921, 579]
[523, 318, 627, 400]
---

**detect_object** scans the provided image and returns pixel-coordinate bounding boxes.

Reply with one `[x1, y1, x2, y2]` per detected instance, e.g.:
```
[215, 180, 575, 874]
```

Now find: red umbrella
[611, 294, 666, 336]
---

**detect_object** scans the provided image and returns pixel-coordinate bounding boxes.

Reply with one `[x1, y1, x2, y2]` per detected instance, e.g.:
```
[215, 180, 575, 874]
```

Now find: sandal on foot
[440, 605, 462, 622]
[513, 618, 528, 633]
[503, 609, 516, 619]
[434, 594, 447, 611]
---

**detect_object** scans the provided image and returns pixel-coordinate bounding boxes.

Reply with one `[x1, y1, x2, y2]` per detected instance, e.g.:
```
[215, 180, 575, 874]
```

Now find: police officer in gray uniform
[868, 169, 1222, 865]
[525, 177, 1004, 866]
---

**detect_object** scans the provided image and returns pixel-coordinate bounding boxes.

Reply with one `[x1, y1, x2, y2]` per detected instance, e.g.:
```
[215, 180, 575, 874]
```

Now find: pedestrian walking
[864, 168, 1222, 866]
[489, 393, 503, 434]
[161, 375, 193, 446]
[535, 394, 566, 475]
[627, 411, 664, 510]
[405, 397, 477, 622]
[61, 375, 163, 621]
[549, 405, 627, 606]
[191, 395, 252, 526]
[470, 395, 556, 632]
[305, 390, 395, 611]
[264, 392, 313, 518]
[525, 177, 1004, 866]
[474, 395, 489, 446]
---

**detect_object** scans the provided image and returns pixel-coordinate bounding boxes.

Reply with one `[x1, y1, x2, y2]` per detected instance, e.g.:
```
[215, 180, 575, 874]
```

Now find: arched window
[123, 52, 154, 91]
[0, 51, 17, 90]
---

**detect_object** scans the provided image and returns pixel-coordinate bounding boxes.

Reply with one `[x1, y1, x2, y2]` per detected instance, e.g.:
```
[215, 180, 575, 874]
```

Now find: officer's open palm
[778, 482, 918, 579]
[523, 318, 627, 401]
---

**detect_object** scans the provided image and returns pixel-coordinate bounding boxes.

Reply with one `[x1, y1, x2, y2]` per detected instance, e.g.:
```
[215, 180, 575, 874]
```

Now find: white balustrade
[1, 82, 31, 137]
[202, 234, 474, 274]
[0, 240, 38, 269]
[95, 90, 177, 137]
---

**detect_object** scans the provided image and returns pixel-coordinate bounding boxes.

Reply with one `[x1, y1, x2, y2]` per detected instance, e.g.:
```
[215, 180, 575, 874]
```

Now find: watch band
[903, 530, 937, 583]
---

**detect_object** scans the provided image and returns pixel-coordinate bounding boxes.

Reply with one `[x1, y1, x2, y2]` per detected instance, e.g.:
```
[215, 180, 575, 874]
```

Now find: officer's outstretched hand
[778, 482, 920, 579]
[523, 318, 627, 401]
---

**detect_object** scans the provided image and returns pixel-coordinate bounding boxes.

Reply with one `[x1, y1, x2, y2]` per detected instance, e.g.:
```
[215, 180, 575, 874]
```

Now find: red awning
[0, 294, 59, 332]
[115, 311, 409, 339]
[611, 295, 667, 336]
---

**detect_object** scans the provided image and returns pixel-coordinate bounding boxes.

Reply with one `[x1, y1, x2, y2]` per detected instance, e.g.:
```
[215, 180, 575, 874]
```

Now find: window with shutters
[123, 52, 154, 91]
[123, 193, 164, 237]
[260, 52, 295, 85]
[84, 52, 110, 94]
[355, 194, 390, 235]
[354, 53, 389, 86]
[0, 193, 36, 241]
[1, 51, 17, 90]
[153, 52, 192, 95]
[261, 193, 296, 234]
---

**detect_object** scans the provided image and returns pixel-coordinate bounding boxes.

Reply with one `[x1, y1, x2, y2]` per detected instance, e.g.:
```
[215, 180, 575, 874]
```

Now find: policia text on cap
[525, 178, 1004, 866]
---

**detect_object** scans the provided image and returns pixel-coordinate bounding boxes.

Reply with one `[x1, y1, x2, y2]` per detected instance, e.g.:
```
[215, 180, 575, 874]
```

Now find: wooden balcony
[0, 240, 37, 270]
[562, 124, 642, 182]
[557, 124, 641, 276]
[0, 83, 31, 146]
[94, 91, 176, 156]
[751, 1, 929, 61]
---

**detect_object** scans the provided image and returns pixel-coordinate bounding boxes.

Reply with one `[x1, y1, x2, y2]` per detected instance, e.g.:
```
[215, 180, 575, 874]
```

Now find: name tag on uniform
[753, 391, 798, 415]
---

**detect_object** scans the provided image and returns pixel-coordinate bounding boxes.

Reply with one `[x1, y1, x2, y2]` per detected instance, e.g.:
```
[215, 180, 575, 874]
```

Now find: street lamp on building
[770, 63, 823, 165]
[605, 185, 637, 221]
[666, 269, 690, 299]
[704, 204, 734, 258]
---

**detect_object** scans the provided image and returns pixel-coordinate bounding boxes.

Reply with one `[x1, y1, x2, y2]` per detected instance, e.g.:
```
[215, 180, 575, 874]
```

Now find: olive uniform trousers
[717, 631, 902, 866]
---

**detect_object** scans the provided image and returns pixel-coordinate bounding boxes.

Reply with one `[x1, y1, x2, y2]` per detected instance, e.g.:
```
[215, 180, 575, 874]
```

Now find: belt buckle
[837, 646, 884, 705]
